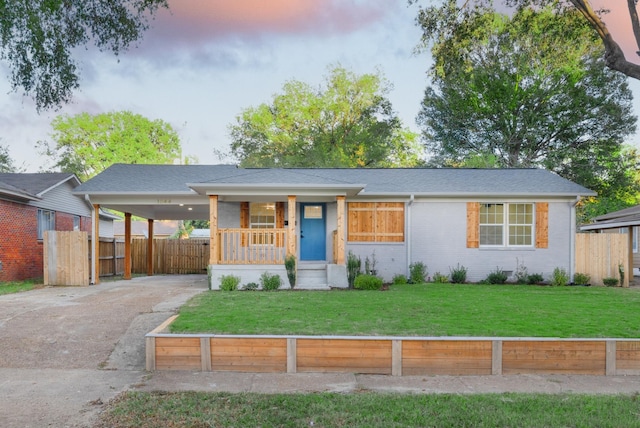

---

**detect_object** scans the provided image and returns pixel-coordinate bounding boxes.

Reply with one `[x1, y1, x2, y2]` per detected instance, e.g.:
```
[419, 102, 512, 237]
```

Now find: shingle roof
[74, 164, 595, 197]
[0, 173, 78, 199]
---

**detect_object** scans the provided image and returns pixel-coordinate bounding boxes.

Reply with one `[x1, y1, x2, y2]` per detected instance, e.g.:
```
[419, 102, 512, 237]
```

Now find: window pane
[480, 225, 503, 245]
[509, 225, 532, 246]
[249, 203, 275, 228]
[304, 205, 323, 219]
[509, 204, 532, 224]
[480, 204, 503, 224]
[37, 209, 55, 240]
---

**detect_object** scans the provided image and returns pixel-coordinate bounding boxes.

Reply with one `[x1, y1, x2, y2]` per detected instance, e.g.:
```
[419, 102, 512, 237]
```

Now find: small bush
[409, 262, 428, 284]
[527, 273, 544, 285]
[449, 264, 467, 284]
[260, 272, 282, 291]
[514, 258, 528, 284]
[243, 282, 259, 291]
[603, 277, 619, 287]
[433, 272, 449, 283]
[284, 255, 296, 289]
[354, 274, 383, 290]
[392, 274, 408, 285]
[485, 267, 508, 284]
[219, 274, 240, 291]
[573, 272, 591, 285]
[550, 267, 569, 286]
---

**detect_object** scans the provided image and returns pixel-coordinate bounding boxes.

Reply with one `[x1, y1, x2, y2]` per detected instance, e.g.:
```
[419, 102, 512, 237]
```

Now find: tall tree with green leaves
[227, 65, 422, 168]
[0, 144, 22, 172]
[412, 0, 640, 81]
[40, 111, 181, 181]
[416, 7, 639, 221]
[0, 0, 168, 110]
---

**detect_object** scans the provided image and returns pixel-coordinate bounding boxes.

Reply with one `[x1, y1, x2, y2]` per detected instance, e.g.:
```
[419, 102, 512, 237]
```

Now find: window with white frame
[480, 203, 533, 247]
[73, 216, 81, 231]
[250, 203, 275, 245]
[37, 209, 55, 240]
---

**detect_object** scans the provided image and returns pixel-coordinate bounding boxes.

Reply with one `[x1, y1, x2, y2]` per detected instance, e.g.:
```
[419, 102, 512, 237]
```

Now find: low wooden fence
[131, 238, 209, 274]
[575, 233, 629, 287]
[146, 316, 640, 376]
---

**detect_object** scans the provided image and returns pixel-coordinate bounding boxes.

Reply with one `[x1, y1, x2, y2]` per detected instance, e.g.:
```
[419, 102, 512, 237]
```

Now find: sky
[1, 0, 639, 173]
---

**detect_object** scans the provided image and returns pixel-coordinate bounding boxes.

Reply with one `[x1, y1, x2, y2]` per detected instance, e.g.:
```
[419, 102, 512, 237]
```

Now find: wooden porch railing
[218, 228, 287, 264]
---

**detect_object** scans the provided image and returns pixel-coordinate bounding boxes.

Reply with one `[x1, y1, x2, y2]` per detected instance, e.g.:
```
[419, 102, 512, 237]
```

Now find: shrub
[409, 262, 428, 284]
[485, 267, 508, 284]
[550, 267, 569, 286]
[573, 272, 591, 286]
[433, 272, 449, 283]
[219, 274, 240, 291]
[449, 264, 467, 284]
[242, 282, 259, 291]
[260, 272, 282, 291]
[514, 259, 528, 284]
[392, 274, 408, 285]
[527, 273, 544, 285]
[354, 274, 383, 290]
[347, 251, 361, 289]
[603, 277, 619, 287]
[284, 255, 296, 289]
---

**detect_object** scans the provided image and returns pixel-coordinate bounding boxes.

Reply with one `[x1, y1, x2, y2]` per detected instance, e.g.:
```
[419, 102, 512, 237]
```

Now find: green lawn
[95, 391, 640, 428]
[171, 283, 640, 337]
[0, 280, 40, 295]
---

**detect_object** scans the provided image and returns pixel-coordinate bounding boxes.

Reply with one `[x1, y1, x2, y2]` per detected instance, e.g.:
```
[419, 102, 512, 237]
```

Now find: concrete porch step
[297, 263, 328, 290]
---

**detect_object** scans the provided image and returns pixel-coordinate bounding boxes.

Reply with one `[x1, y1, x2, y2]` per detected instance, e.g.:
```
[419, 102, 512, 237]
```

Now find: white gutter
[570, 196, 582, 281]
[85, 194, 96, 285]
[407, 194, 414, 275]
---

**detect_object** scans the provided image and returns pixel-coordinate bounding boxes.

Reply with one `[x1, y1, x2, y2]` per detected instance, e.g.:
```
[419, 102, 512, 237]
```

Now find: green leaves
[0, 0, 168, 110]
[41, 111, 181, 181]
[228, 65, 422, 168]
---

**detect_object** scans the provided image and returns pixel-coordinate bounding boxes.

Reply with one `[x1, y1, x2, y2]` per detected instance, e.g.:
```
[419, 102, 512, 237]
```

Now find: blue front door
[300, 203, 326, 261]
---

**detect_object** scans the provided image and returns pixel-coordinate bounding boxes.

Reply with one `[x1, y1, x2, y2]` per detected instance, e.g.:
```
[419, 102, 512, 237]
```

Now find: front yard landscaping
[171, 283, 640, 338]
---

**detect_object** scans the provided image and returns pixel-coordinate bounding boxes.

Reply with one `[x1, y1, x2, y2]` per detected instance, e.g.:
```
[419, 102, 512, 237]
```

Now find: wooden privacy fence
[88, 237, 125, 277]
[44, 231, 89, 286]
[575, 233, 629, 287]
[131, 238, 209, 274]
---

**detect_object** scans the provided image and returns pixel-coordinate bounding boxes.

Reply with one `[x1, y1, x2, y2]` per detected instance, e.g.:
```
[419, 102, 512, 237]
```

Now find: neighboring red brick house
[0, 173, 97, 282]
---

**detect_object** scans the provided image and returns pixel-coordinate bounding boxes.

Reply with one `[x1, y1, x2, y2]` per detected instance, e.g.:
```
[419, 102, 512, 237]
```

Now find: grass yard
[0, 280, 40, 295]
[171, 283, 640, 337]
[95, 391, 640, 428]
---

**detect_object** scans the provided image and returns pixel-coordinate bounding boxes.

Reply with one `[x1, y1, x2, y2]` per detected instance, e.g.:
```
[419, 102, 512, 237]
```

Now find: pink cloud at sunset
[146, 0, 388, 47]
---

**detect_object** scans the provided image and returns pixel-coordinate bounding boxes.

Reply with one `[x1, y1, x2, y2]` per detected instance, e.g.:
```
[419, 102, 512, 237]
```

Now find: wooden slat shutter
[376, 202, 404, 242]
[240, 202, 249, 246]
[467, 202, 480, 248]
[276, 202, 285, 247]
[535, 202, 548, 248]
[348, 202, 376, 242]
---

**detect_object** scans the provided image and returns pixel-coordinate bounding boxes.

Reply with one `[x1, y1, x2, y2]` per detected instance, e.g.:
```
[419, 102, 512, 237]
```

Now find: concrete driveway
[0, 275, 208, 428]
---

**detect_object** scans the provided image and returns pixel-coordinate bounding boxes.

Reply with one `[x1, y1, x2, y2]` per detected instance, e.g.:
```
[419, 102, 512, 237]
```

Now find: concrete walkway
[0, 275, 639, 428]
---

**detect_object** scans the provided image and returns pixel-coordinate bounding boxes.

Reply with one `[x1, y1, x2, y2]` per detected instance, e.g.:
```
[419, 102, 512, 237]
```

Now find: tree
[412, 0, 640, 81]
[0, 144, 23, 172]
[416, 7, 639, 220]
[40, 111, 181, 181]
[227, 65, 422, 168]
[0, 0, 168, 110]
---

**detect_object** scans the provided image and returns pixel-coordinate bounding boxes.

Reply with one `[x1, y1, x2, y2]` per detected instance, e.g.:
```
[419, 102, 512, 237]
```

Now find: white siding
[409, 200, 574, 283]
[29, 180, 91, 217]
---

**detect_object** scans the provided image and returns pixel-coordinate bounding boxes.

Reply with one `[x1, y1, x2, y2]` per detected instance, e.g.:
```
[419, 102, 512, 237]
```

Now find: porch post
[287, 195, 296, 257]
[147, 219, 154, 276]
[92, 204, 100, 285]
[124, 212, 132, 280]
[336, 196, 346, 264]
[209, 195, 218, 264]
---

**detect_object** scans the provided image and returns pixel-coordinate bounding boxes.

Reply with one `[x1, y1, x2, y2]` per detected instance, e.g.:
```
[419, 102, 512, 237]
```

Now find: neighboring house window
[73, 216, 81, 231]
[468, 202, 547, 248]
[347, 202, 405, 242]
[37, 209, 55, 240]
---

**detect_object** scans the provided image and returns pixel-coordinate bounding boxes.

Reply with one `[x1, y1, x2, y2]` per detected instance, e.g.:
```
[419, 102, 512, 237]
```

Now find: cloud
[134, 0, 387, 57]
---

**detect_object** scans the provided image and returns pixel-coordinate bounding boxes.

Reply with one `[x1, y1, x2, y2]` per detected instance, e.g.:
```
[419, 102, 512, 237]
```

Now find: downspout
[570, 196, 582, 281]
[85, 194, 96, 285]
[407, 194, 414, 275]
